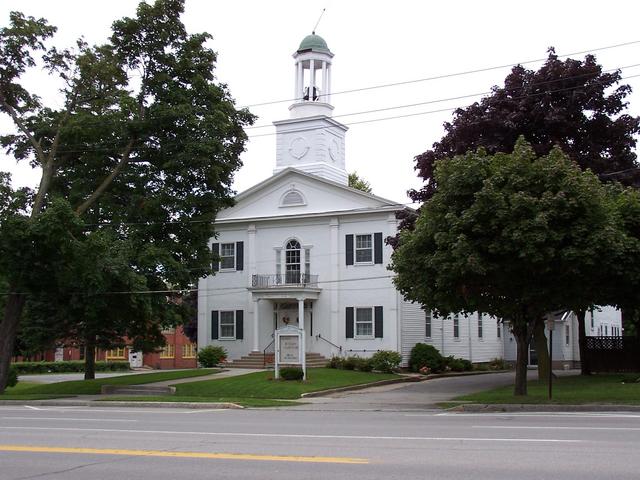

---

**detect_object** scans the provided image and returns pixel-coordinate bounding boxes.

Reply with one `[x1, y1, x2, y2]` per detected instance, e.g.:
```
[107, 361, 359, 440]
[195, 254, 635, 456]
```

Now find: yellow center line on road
[0, 445, 369, 465]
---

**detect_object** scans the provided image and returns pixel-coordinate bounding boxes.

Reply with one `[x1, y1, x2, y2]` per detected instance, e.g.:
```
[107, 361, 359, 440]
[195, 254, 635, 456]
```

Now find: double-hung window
[425, 310, 432, 338]
[182, 344, 196, 358]
[355, 234, 373, 264]
[220, 243, 236, 270]
[453, 314, 460, 339]
[477, 313, 483, 339]
[106, 348, 126, 360]
[160, 344, 174, 359]
[355, 307, 374, 338]
[219, 311, 236, 339]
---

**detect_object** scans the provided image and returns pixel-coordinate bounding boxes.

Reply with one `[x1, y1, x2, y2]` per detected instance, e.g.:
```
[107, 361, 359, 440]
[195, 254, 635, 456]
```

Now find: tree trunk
[84, 337, 96, 380]
[576, 310, 590, 375]
[534, 320, 550, 382]
[0, 293, 26, 393]
[513, 326, 532, 396]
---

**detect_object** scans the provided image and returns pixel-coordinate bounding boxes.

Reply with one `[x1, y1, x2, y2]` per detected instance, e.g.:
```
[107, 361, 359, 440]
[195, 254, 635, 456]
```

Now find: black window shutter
[211, 311, 219, 340]
[310, 311, 313, 337]
[346, 307, 354, 338]
[345, 234, 354, 265]
[236, 241, 244, 271]
[236, 310, 244, 339]
[212, 243, 220, 272]
[374, 233, 383, 264]
[374, 306, 383, 338]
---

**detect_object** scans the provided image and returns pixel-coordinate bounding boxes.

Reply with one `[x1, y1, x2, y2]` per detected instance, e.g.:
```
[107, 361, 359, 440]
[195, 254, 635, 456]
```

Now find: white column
[247, 224, 256, 285]
[321, 61, 327, 102]
[387, 213, 400, 352]
[298, 297, 306, 380]
[253, 298, 261, 352]
[297, 61, 303, 100]
[329, 217, 339, 346]
[294, 61, 299, 99]
[327, 65, 331, 103]
[309, 59, 315, 99]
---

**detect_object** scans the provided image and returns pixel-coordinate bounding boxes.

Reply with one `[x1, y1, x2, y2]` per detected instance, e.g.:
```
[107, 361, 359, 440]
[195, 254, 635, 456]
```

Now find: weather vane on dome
[312, 8, 326, 35]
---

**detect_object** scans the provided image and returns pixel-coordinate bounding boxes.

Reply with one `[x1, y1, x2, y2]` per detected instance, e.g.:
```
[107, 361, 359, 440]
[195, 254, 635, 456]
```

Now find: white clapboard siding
[400, 299, 427, 366]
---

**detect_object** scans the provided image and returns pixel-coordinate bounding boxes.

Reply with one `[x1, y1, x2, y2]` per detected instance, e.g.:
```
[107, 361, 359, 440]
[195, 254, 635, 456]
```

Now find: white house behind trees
[197, 33, 622, 368]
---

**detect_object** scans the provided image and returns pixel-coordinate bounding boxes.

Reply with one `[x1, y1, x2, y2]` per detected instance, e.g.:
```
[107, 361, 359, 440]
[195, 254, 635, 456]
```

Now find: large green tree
[391, 139, 624, 395]
[401, 50, 640, 378]
[0, 0, 254, 390]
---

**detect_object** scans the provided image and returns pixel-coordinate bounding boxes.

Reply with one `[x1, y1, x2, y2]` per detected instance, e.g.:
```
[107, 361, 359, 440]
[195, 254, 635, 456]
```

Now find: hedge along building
[196, 33, 508, 367]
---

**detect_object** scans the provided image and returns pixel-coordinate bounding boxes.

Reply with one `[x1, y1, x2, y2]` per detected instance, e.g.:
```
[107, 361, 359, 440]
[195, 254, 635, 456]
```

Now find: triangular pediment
[217, 168, 399, 222]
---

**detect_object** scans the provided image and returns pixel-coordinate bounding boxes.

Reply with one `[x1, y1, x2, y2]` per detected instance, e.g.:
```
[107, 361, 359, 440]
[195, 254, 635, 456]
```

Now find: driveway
[18, 370, 152, 384]
[299, 370, 563, 411]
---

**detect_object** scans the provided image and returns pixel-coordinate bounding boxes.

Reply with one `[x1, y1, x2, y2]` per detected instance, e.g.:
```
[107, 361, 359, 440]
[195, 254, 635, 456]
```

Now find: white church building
[197, 34, 621, 368]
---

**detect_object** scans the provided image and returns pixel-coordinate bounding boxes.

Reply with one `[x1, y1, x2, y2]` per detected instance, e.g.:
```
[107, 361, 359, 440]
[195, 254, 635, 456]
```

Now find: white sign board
[279, 335, 300, 364]
[274, 325, 306, 380]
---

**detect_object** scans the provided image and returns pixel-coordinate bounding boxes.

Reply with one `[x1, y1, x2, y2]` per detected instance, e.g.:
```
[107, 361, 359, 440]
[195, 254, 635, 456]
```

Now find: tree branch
[75, 137, 136, 216]
[30, 95, 80, 216]
[0, 92, 47, 164]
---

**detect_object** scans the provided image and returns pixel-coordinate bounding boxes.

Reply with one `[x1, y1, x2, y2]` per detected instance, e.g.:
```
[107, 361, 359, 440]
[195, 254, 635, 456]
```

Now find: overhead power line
[240, 40, 640, 108]
[247, 72, 640, 138]
[0, 274, 397, 297]
[21, 66, 640, 153]
[244, 63, 640, 130]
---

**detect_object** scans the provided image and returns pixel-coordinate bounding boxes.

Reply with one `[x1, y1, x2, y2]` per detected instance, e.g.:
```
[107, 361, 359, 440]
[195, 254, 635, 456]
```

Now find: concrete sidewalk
[148, 368, 263, 386]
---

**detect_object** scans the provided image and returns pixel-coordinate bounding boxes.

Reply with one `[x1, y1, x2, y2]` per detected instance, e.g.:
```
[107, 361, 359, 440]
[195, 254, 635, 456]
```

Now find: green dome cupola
[297, 33, 331, 54]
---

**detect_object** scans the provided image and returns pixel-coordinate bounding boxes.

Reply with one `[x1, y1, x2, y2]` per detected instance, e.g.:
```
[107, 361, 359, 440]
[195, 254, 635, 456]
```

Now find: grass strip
[2, 369, 219, 396]
[97, 396, 301, 407]
[456, 373, 640, 404]
[174, 368, 398, 399]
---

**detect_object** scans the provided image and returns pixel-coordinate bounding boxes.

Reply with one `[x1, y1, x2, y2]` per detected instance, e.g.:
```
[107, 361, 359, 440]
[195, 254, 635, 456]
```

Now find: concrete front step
[101, 385, 176, 395]
[225, 352, 329, 369]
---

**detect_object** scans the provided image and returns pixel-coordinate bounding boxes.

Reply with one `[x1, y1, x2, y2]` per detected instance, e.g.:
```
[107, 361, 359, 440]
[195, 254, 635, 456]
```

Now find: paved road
[1, 404, 639, 479]
[300, 370, 549, 410]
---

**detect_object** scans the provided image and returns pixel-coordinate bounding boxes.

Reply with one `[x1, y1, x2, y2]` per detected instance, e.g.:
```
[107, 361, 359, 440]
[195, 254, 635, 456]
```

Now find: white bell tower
[273, 33, 348, 185]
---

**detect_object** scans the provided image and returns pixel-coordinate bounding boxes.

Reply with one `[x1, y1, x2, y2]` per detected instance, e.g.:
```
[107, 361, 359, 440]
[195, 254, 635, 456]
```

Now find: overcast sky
[2, 0, 639, 204]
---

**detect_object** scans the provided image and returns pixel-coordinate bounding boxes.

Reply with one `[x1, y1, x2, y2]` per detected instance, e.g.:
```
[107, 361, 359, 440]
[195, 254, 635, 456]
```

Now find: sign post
[274, 325, 306, 380]
[546, 318, 555, 400]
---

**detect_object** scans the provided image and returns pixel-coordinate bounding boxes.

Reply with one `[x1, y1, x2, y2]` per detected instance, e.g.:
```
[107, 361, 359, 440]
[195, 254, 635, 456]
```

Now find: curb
[301, 375, 425, 398]
[454, 403, 640, 413]
[0, 399, 244, 409]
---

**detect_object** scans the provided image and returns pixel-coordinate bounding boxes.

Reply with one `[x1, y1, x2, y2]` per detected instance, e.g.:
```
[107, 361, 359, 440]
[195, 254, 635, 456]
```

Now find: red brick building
[12, 326, 198, 370]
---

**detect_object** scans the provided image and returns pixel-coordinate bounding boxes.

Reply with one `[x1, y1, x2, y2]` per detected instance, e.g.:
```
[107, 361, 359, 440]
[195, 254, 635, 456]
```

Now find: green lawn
[1, 369, 219, 397]
[456, 373, 640, 404]
[99, 396, 301, 408]
[173, 368, 398, 399]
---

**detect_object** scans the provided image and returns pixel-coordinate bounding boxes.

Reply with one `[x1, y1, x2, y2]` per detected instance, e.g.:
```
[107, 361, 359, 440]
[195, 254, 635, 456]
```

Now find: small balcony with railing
[251, 273, 319, 289]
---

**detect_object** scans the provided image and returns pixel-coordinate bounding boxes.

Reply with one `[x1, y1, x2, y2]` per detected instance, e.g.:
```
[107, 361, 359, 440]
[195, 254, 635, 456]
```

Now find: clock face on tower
[328, 138, 339, 162]
[289, 137, 309, 160]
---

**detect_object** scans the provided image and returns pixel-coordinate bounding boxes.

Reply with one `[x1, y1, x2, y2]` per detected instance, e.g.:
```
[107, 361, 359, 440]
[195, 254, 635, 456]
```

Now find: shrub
[197, 345, 227, 367]
[7, 365, 18, 388]
[409, 343, 444, 373]
[342, 356, 359, 370]
[279, 367, 304, 381]
[370, 350, 402, 373]
[11, 360, 130, 374]
[460, 359, 473, 371]
[447, 357, 465, 372]
[488, 357, 510, 370]
[326, 356, 344, 369]
[357, 357, 374, 372]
